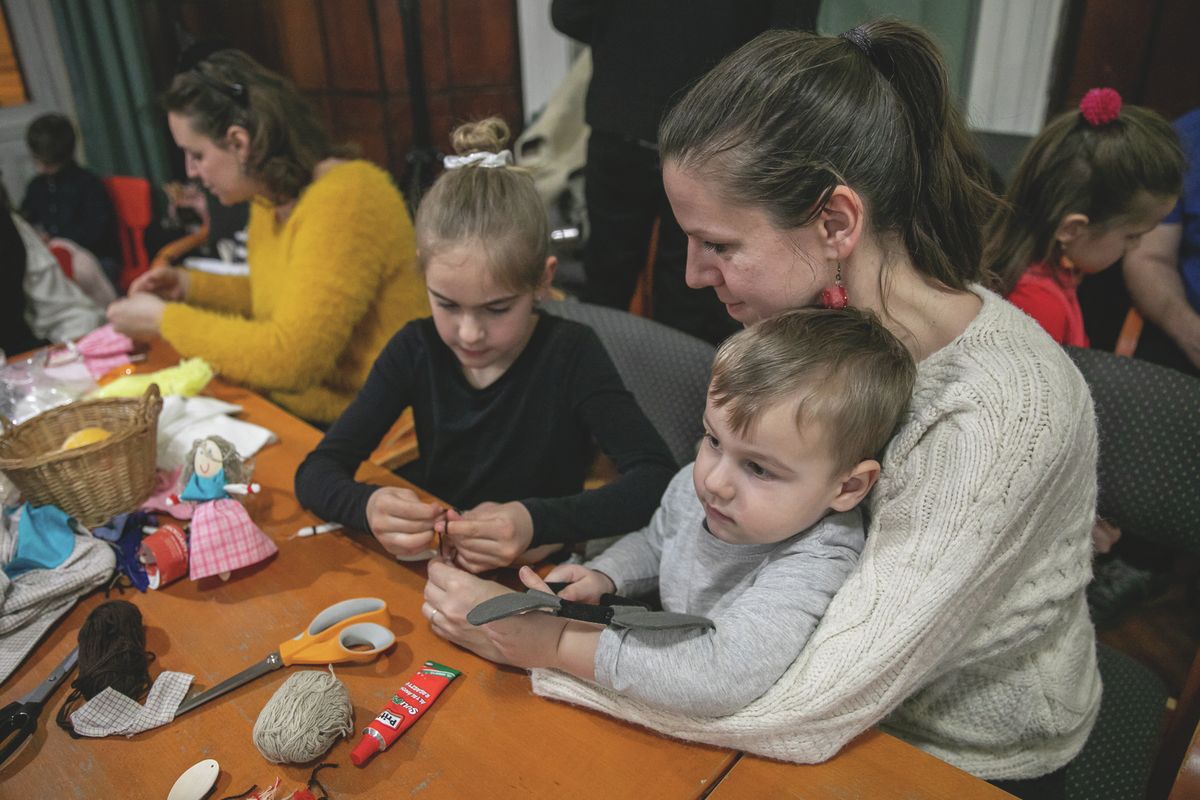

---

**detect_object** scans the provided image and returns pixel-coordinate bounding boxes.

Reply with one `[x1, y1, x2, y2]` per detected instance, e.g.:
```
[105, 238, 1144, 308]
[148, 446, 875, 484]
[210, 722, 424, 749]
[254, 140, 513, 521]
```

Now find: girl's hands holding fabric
[366, 486, 443, 557]
[444, 501, 535, 573]
[423, 555, 517, 662]
[543, 563, 616, 603]
[106, 293, 167, 339]
[127, 265, 189, 301]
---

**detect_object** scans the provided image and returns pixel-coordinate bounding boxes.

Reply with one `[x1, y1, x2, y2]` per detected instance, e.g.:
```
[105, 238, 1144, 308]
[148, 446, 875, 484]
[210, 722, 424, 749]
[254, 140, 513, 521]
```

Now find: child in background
[986, 88, 1184, 346]
[20, 114, 120, 287]
[295, 118, 676, 572]
[457, 308, 915, 715]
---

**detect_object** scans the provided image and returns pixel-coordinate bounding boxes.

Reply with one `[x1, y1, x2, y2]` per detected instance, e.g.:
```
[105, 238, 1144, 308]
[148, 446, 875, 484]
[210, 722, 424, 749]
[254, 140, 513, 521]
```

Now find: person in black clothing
[551, 0, 820, 345]
[21, 113, 120, 287]
[1, 202, 45, 356]
[295, 118, 676, 573]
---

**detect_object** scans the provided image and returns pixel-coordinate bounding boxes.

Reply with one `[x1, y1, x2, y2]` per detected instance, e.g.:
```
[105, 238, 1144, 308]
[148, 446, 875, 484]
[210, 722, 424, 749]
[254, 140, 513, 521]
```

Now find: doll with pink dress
[170, 435, 277, 580]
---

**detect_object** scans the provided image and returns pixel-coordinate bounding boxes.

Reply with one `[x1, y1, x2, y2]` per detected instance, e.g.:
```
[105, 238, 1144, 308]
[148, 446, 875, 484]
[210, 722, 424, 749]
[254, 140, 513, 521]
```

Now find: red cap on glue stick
[350, 728, 385, 766]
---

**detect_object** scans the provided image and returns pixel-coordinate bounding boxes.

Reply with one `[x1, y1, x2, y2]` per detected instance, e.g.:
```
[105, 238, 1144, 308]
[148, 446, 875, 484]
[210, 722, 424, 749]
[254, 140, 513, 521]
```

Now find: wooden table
[708, 731, 1015, 799]
[0, 343, 1009, 798]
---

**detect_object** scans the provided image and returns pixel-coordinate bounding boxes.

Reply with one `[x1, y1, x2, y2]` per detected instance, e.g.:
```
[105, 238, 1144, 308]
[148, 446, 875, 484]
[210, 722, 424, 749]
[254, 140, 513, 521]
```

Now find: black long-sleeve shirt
[294, 312, 677, 547]
[1, 210, 45, 355]
[21, 162, 118, 262]
[551, 0, 819, 143]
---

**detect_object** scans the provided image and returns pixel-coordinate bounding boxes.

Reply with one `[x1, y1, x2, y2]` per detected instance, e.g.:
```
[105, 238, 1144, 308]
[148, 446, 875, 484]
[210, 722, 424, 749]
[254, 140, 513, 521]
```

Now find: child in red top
[986, 88, 1183, 345]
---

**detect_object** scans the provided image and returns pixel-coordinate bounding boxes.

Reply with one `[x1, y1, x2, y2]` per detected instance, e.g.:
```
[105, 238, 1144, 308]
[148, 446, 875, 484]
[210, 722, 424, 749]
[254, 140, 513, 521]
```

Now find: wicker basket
[0, 384, 162, 527]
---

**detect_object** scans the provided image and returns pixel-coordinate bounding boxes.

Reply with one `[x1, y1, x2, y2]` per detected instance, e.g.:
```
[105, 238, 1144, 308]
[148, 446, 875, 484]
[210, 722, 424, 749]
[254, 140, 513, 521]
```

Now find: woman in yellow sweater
[107, 49, 426, 424]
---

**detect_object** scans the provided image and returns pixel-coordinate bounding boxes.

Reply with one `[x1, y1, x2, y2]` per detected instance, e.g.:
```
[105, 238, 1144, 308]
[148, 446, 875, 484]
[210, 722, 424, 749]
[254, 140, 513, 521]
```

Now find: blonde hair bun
[451, 117, 510, 156]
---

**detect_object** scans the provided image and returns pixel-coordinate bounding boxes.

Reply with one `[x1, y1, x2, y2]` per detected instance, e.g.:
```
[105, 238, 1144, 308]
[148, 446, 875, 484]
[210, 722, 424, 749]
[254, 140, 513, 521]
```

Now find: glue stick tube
[350, 661, 461, 766]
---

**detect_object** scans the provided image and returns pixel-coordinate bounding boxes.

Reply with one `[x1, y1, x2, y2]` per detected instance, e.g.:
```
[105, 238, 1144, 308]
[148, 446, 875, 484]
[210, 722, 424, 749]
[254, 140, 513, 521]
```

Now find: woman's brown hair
[983, 104, 1183, 294]
[414, 117, 549, 292]
[659, 20, 998, 291]
[164, 49, 352, 201]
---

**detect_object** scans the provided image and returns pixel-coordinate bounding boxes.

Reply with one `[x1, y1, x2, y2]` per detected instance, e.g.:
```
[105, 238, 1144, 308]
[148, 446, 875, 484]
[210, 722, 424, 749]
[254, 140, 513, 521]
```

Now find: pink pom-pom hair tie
[1080, 88, 1122, 127]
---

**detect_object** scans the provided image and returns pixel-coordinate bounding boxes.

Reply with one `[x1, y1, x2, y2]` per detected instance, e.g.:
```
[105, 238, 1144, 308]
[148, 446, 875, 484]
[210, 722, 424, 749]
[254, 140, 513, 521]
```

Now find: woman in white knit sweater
[423, 20, 1100, 796]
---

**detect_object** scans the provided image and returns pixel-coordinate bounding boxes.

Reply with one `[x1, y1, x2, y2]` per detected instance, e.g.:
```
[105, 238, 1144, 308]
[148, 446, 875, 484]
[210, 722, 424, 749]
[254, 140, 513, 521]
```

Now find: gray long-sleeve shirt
[587, 465, 865, 716]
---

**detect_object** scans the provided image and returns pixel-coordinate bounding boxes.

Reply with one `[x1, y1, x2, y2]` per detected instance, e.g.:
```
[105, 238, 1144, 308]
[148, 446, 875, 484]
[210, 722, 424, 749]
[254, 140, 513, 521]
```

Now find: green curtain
[50, 0, 169, 187]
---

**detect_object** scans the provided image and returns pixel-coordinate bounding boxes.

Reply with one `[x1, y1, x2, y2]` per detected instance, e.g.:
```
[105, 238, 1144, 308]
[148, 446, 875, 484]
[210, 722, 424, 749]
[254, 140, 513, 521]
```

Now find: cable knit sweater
[160, 160, 428, 423]
[531, 287, 1101, 781]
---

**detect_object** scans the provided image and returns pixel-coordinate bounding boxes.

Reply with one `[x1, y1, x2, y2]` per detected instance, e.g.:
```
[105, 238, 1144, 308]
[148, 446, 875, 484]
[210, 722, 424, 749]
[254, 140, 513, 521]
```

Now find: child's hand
[366, 486, 443, 557]
[444, 501, 535, 573]
[542, 563, 616, 603]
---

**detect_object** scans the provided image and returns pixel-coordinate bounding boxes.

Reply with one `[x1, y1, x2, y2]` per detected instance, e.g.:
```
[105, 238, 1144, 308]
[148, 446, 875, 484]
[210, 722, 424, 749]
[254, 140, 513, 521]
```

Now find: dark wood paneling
[445, 0, 518, 88]
[1140, 0, 1200, 119]
[143, 0, 523, 184]
[1062, 0, 1156, 105]
[271, 0, 326, 91]
[1057, 0, 1200, 118]
[331, 95, 389, 167]
[375, 0, 409, 93]
[320, 0, 380, 92]
[448, 87, 523, 135]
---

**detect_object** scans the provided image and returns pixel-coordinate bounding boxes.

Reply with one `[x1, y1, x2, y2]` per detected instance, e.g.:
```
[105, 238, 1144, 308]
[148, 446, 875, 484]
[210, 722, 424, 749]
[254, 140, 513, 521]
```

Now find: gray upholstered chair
[1063, 347, 1200, 800]
[542, 299, 716, 467]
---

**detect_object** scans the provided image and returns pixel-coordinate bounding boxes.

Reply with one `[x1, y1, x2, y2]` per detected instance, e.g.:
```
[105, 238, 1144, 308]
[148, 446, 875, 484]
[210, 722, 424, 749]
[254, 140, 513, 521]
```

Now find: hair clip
[1080, 87, 1122, 127]
[443, 150, 513, 170]
[192, 66, 249, 108]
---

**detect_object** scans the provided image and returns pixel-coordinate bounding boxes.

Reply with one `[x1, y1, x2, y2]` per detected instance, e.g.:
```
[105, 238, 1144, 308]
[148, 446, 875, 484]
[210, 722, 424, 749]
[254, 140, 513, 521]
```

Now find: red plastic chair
[103, 175, 152, 291]
[48, 242, 74, 280]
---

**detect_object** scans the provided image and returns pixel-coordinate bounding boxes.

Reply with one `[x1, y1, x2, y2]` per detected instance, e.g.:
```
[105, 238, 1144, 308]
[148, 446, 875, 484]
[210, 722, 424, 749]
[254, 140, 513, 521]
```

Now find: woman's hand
[423, 556, 518, 662]
[543, 563, 616, 603]
[128, 265, 189, 301]
[106, 293, 167, 339]
[366, 486, 443, 557]
[1091, 517, 1121, 555]
[444, 501, 535, 573]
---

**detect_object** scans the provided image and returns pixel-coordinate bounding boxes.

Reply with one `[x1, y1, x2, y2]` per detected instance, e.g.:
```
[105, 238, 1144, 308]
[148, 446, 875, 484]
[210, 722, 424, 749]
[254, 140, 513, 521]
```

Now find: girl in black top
[295, 118, 676, 572]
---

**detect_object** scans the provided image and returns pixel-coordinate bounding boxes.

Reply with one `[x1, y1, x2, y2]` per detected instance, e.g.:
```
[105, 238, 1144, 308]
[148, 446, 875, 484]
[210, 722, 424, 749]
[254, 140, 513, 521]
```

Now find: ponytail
[984, 98, 1183, 294]
[660, 20, 998, 289]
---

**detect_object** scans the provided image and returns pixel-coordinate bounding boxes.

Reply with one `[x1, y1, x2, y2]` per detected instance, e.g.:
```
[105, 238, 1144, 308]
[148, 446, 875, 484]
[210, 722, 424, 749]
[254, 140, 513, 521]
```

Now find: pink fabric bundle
[188, 499, 278, 580]
[75, 324, 135, 379]
[143, 469, 194, 521]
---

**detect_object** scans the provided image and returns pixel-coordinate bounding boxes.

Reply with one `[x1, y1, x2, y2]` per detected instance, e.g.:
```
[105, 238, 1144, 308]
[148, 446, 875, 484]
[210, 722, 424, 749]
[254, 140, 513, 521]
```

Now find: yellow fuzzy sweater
[160, 160, 427, 423]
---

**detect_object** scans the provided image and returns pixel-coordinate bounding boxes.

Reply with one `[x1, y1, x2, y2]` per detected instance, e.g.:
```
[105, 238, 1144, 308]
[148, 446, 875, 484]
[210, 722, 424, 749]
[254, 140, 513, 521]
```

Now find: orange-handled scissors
[176, 598, 394, 717]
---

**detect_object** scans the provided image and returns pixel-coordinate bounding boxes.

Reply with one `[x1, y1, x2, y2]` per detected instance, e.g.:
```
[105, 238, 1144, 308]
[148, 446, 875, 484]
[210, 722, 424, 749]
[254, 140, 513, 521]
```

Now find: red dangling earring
[821, 262, 849, 309]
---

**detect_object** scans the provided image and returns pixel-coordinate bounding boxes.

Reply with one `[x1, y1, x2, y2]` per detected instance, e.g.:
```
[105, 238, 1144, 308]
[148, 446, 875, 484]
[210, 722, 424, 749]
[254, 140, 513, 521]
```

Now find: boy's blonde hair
[414, 117, 549, 292]
[709, 308, 916, 472]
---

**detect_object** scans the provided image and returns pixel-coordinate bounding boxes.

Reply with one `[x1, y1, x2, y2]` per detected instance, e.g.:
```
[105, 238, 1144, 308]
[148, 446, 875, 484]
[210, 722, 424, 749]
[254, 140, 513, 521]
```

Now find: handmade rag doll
[170, 435, 277, 580]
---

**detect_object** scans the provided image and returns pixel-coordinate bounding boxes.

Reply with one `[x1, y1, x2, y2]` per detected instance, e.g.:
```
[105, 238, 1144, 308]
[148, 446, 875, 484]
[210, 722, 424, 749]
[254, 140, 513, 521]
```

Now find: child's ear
[1055, 213, 1090, 245]
[537, 256, 558, 298]
[829, 459, 880, 512]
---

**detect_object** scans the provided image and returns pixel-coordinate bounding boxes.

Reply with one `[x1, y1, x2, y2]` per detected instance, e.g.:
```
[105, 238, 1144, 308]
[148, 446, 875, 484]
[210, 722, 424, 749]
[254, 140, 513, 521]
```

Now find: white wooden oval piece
[167, 758, 220, 800]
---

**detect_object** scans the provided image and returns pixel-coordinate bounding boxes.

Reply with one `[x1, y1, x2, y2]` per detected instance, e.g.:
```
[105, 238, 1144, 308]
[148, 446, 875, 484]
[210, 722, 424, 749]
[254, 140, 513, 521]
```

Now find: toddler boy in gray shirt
[475, 307, 915, 715]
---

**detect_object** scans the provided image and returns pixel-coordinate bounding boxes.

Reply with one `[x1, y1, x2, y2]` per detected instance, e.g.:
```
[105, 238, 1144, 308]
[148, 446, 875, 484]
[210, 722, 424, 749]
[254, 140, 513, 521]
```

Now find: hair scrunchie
[840, 26, 873, 58]
[444, 150, 513, 170]
[1080, 87, 1122, 126]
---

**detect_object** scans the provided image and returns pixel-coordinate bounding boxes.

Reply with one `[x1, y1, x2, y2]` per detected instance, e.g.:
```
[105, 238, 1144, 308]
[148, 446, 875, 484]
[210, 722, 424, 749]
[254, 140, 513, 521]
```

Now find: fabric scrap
[69, 670, 193, 737]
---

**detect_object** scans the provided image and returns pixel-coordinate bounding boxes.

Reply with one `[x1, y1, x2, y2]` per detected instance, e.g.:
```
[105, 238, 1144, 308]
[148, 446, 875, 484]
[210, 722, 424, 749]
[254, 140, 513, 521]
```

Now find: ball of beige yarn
[252, 669, 353, 764]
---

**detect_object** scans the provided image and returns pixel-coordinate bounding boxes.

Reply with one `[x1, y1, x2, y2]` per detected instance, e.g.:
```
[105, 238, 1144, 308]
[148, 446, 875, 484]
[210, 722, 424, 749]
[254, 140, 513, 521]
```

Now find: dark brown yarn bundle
[56, 599, 154, 734]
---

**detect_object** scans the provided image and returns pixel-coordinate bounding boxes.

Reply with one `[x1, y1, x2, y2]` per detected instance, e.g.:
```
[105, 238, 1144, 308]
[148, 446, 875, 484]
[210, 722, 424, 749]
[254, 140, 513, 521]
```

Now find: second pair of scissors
[176, 597, 395, 717]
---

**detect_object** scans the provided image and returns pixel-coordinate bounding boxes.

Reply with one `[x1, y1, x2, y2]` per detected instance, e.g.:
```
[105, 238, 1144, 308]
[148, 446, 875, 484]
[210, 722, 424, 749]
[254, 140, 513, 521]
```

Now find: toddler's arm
[594, 513, 864, 716]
